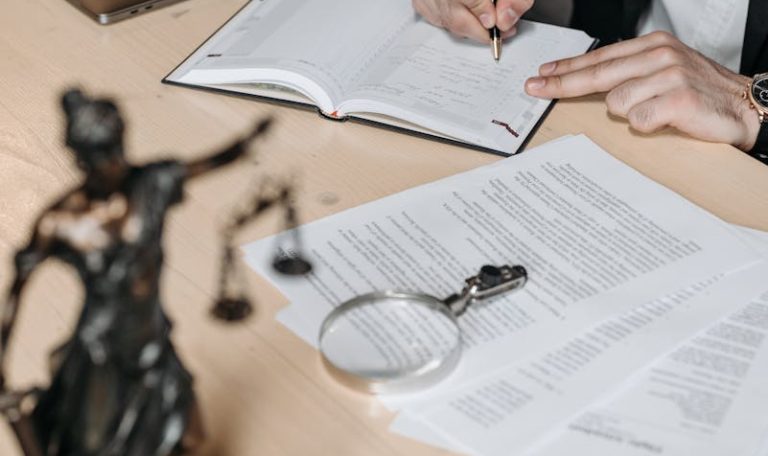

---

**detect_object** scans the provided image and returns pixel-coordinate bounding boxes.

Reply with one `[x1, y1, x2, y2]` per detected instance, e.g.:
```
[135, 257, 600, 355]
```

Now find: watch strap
[749, 120, 768, 165]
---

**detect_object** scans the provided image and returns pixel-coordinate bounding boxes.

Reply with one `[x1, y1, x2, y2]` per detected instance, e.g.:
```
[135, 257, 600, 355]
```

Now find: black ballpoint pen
[489, 0, 501, 61]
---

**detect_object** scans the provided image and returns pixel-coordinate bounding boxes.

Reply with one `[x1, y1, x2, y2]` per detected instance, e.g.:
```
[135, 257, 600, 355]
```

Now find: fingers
[605, 66, 689, 117]
[525, 46, 685, 99]
[446, 6, 494, 41]
[626, 87, 755, 147]
[538, 31, 682, 77]
[413, 0, 523, 42]
[461, 0, 497, 28]
[612, 82, 748, 147]
[413, 0, 496, 42]
[519, 29, 755, 147]
[625, 88, 696, 134]
[495, 0, 533, 32]
[501, 27, 517, 39]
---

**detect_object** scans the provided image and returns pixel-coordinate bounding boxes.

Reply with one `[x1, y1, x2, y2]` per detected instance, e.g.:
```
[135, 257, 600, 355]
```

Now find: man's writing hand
[525, 31, 760, 150]
[412, 0, 532, 42]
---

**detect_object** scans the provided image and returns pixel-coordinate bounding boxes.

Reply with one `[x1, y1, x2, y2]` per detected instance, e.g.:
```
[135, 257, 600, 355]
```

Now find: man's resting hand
[525, 31, 760, 150]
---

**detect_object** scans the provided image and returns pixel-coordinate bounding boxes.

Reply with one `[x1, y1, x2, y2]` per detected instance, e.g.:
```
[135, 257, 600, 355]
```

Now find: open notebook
[164, 0, 595, 156]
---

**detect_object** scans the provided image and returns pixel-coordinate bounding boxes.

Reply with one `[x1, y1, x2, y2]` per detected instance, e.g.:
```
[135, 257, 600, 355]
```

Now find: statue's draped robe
[32, 161, 195, 456]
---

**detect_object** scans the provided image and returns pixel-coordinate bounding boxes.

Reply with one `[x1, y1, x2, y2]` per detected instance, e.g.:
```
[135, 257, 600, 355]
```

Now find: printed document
[243, 135, 760, 403]
[532, 228, 768, 456]
[398, 262, 768, 455]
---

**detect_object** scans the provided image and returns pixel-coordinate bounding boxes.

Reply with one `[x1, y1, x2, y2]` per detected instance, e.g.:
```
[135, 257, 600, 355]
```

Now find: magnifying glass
[318, 264, 527, 394]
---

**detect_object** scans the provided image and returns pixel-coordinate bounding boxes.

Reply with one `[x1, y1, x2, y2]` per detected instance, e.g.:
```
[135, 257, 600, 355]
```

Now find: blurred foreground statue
[0, 89, 310, 455]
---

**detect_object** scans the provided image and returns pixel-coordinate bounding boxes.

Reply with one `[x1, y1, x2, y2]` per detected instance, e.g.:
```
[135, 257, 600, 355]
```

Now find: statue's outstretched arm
[185, 118, 272, 179]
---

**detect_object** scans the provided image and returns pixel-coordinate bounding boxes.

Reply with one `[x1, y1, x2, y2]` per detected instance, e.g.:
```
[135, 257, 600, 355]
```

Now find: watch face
[752, 74, 768, 108]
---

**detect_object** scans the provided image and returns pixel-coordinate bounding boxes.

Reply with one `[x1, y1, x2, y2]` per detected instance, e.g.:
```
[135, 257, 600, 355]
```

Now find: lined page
[340, 20, 593, 153]
[168, 0, 593, 153]
[169, 0, 415, 111]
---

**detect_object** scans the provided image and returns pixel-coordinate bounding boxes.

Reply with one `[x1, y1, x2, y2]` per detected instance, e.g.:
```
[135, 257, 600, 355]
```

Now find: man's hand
[525, 31, 761, 151]
[412, 0, 533, 42]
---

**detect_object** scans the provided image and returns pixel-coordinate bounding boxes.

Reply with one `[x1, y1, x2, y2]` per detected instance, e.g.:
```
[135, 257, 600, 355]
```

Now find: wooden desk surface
[2, 0, 768, 454]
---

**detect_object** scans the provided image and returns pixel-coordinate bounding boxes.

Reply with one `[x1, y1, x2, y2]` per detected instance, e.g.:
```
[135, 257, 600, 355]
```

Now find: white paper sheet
[529, 227, 768, 456]
[404, 262, 768, 455]
[391, 227, 768, 455]
[536, 284, 768, 455]
[243, 135, 759, 401]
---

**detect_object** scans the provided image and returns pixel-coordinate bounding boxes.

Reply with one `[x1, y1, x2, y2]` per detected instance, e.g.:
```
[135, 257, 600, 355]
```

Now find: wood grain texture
[1, 1, 767, 454]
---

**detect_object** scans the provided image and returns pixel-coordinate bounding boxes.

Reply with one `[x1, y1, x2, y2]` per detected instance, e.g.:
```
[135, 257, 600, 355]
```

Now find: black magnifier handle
[443, 264, 527, 316]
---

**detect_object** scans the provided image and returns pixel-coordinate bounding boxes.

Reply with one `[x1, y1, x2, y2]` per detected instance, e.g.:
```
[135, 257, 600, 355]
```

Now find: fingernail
[479, 13, 494, 29]
[500, 8, 518, 30]
[527, 77, 546, 90]
[540, 62, 556, 75]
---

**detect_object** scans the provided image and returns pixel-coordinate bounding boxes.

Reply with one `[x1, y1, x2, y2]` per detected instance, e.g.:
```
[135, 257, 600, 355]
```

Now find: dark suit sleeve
[741, 0, 768, 75]
[571, 0, 651, 45]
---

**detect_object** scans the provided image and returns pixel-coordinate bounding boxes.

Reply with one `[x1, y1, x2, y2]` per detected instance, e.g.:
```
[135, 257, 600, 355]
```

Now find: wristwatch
[743, 72, 768, 164]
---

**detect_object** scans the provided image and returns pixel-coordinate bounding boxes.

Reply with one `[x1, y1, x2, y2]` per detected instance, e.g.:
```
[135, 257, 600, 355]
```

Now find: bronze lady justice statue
[0, 89, 301, 455]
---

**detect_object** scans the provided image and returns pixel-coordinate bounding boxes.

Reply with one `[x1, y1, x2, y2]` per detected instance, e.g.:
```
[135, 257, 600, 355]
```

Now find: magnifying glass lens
[319, 293, 462, 393]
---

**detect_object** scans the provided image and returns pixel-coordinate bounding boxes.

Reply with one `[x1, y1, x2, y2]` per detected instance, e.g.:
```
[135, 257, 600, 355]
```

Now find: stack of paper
[243, 135, 768, 455]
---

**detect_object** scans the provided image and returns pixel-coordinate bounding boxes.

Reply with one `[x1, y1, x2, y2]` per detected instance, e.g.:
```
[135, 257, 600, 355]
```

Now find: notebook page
[170, 0, 415, 112]
[339, 20, 594, 153]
